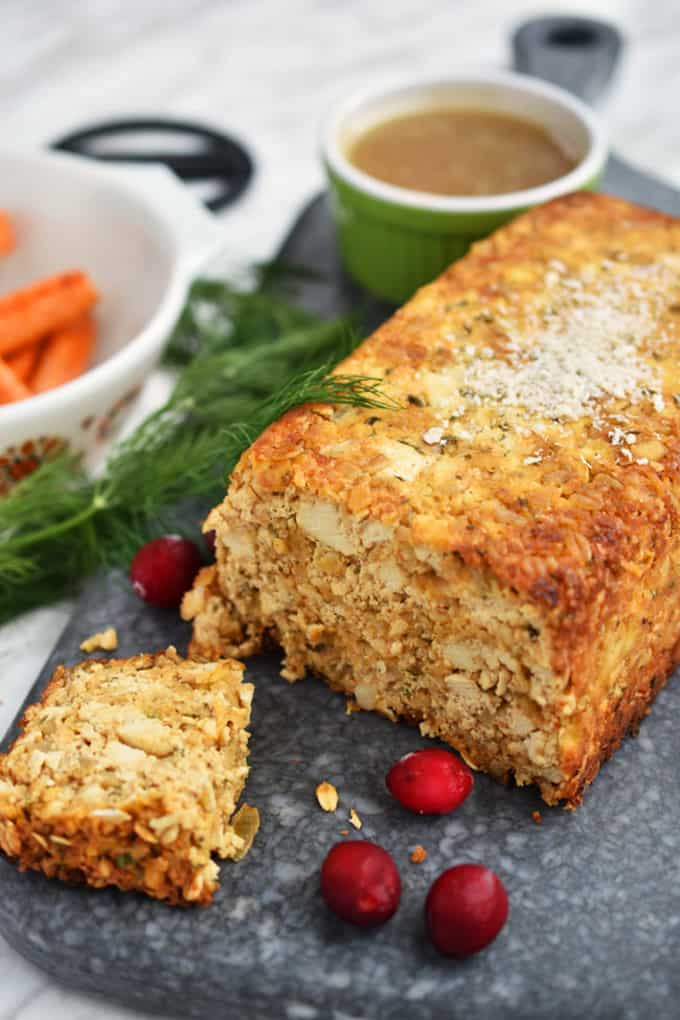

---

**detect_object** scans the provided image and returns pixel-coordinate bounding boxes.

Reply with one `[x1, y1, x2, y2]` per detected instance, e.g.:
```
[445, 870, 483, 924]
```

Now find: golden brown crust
[0, 647, 255, 905]
[186, 193, 680, 806]
[245, 194, 680, 656]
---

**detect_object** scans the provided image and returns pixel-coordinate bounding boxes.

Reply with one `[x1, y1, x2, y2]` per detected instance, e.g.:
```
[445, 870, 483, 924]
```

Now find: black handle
[51, 117, 254, 212]
[512, 15, 624, 104]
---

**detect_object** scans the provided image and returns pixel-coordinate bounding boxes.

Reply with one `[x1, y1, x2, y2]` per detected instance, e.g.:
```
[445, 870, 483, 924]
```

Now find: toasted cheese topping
[462, 258, 675, 423]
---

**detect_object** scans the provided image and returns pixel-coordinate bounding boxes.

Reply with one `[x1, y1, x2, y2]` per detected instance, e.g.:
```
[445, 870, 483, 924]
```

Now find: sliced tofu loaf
[0, 647, 257, 905]
[183, 193, 680, 807]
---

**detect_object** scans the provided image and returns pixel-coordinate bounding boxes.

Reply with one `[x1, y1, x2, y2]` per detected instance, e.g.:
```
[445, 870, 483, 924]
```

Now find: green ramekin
[322, 71, 608, 303]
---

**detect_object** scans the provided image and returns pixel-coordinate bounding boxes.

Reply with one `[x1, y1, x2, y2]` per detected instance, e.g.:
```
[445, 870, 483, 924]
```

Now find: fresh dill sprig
[164, 264, 326, 365]
[0, 277, 396, 624]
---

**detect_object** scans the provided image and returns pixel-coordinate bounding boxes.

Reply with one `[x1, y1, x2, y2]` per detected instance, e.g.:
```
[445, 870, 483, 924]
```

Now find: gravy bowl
[322, 70, 608, 302]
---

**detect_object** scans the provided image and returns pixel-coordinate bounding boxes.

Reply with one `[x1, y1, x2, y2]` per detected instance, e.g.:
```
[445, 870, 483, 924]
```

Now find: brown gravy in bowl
[347, 108, 576, 197]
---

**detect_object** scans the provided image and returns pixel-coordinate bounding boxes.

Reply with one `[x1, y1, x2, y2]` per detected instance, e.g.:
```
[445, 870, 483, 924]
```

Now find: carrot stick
[31, 313, 96, 394]
[0, 271, 98, 357]
[0, 355, 31, 403]
[0, 211, 15, 255]
[7, 342, 41, 383]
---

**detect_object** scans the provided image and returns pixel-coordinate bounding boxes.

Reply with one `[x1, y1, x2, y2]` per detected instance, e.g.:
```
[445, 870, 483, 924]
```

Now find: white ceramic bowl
[0, 150, 225, 492]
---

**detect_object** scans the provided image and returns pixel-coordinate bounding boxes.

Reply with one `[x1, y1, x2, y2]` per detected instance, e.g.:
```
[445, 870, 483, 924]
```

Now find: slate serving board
[3, 156, 680, 1020]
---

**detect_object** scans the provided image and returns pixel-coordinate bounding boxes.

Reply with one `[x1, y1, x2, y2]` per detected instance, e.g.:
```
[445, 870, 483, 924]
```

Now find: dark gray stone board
[3, 163, 680, 1020]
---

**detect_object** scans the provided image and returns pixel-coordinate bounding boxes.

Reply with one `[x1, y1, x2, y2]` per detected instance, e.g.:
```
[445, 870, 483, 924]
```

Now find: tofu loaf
[0, 648, 257, 905]
[183, 193, 680, 807]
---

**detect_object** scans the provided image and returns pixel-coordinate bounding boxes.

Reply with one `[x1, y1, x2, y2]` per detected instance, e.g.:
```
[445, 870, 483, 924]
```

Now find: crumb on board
[79, 627, 118, 653]
[315, 781, 339, 812]
[340, 829, 350, 836]
[410, 845, 428, 864]
[532, 810, 543, 825]
[349, 808, 362, 830]
[231, 804, 260, 861]
[345, 699, 361, 715]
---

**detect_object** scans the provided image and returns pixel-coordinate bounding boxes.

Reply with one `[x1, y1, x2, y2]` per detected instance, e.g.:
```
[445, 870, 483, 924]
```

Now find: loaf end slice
[0, 647, 256, 905]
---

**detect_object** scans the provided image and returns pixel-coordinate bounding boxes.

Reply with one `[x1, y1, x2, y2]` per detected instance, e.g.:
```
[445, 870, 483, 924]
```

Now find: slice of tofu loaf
[0, 647, 257, 905]
[183, 193, 680, 807]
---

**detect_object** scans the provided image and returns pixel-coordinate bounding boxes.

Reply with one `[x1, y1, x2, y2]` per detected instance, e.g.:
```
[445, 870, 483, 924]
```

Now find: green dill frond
[164, 272, 321, 366]
[0, 448, 89, 541]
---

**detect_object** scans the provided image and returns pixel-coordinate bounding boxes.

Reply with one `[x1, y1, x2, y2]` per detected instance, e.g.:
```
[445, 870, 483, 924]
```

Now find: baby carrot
[31, 313, 96, 394]
[0, 211, 15, 255]
[0, 355, 31, 403]
[7, 342, 41, 383]
[0, 270, 98, 357]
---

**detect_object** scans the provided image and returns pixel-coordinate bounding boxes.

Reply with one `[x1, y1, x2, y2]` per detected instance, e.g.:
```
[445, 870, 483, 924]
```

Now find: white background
[1, 1, 679, 1016]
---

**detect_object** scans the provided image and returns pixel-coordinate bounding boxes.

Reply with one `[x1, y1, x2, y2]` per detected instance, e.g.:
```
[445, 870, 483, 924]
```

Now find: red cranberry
[320, 841, 401, 928]
[130, 535, 203, 608]
[204, 528, 217, 557]
[425, 864, 509, 957]
[386, 748, 473, 815]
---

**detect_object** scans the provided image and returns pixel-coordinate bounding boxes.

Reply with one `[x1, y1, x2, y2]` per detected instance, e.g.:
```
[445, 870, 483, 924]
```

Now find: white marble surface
[2, 0, 680, 1016]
